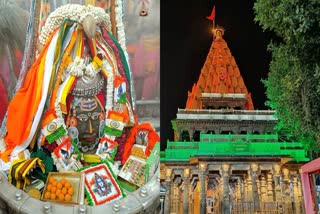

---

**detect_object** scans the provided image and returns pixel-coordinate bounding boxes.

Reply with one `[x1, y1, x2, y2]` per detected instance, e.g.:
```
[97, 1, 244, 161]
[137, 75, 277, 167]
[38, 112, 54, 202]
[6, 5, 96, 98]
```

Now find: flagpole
[206, 5, 216, 36]
[213, 5, 216, 29]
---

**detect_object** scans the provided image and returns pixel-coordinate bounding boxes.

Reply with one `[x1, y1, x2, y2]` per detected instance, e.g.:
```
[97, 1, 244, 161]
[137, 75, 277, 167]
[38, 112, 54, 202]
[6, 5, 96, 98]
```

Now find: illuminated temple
[160, 27, 309, 213]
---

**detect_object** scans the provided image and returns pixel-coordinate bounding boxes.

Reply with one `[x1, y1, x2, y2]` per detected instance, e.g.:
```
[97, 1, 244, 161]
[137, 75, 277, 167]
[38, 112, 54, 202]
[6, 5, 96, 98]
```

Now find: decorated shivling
[0, 3, 159, 210]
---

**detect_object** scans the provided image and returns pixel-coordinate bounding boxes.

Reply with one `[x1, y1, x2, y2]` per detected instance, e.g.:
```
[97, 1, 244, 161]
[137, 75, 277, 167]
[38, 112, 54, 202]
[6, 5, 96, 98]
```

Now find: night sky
[160, 0, 276, 150]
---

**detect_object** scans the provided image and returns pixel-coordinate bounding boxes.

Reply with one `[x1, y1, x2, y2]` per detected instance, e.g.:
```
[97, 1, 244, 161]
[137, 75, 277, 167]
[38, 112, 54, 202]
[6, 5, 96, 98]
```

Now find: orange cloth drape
[1, 31, 57, 162]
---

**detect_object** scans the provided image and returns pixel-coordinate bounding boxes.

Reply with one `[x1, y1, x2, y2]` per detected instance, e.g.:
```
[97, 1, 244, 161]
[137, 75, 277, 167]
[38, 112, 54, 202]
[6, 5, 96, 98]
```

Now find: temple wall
[161, 161, 305, 214]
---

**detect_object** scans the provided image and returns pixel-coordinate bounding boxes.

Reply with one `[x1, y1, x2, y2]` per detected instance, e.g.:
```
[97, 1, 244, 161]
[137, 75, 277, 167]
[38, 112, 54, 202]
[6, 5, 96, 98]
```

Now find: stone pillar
[243, 178, 248, 202]
[297, 175, 303, 213]
[199, 162, 207, 214]
[282, 168, 290, 203]
[174, 177, 183, 213]
[189, 181, 194, 214]
[257, 178, 261, 198]
[183, 168, 190, 214]
[220, 164, 230, 214]
[179, 187, 183, 214]
[164, 168, 172, 214]
[260, 175, 267, 202]
[172, 181, 178, 212]
[218, 175, 224, 203]
[236, 181, 241, 202]
[267, 173, 274, 202]
[293, 177, 301, 213]
[247, 171, 253, 202]
[250, 163, 260, 212]
[188, 129, 194, 141]
[297, 174, 303, 200]
[273, 164, 282, 202]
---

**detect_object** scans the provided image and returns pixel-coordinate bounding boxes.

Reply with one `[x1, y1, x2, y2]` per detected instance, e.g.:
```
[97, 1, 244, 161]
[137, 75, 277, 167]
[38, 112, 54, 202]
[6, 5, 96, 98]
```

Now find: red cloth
[207, 6, 216, 21]
[0, 50, 23, 123]
[0, 78, 8, 122]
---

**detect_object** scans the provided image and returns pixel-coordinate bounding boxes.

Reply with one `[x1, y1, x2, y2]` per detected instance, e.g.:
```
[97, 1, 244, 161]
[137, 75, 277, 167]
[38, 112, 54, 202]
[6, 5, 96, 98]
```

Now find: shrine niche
[0, 1, 160, 213]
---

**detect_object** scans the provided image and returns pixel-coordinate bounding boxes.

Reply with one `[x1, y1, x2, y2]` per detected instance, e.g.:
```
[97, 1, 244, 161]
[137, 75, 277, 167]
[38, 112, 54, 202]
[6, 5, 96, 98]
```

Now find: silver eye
[91, 112, 101, 120]
[77, 114, 89, 122]
[82, 146, 89, 152]
[68, 127, 79, 139]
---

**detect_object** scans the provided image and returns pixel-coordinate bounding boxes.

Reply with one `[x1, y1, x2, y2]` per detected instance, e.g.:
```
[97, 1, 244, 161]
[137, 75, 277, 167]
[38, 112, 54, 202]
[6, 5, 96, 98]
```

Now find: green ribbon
[104, 126, 123, 137]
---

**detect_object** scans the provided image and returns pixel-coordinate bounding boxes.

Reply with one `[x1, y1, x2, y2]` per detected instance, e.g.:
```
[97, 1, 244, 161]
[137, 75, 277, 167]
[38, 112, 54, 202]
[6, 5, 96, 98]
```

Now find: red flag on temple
[206, 6, 216, 21]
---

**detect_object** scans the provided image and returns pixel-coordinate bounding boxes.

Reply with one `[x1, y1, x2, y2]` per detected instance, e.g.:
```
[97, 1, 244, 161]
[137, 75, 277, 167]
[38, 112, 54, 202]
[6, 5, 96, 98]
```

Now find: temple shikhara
[160, 26, 309, 213]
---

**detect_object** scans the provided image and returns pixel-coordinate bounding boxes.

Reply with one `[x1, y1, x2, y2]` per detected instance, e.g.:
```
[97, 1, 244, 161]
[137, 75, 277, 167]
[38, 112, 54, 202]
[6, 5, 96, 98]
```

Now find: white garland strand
[115, 0, 127, 56]
[104, 60, 114, 112]
[66, 57, 85, 77]
[39, 4, 112, 47]
[103, 59, 117, 141]
[65, 56, 102, 78]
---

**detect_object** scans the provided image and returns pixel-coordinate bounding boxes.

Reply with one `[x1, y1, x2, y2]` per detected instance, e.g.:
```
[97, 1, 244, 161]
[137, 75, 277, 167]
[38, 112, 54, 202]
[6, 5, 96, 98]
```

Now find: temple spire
[186, 26, 254, 110]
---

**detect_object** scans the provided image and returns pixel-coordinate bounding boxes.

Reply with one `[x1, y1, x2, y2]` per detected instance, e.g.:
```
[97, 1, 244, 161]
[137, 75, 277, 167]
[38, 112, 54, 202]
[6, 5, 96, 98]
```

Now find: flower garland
[39, 4, 111, 47]
[104, 60, 115, 115]
[65, 55, 104, 78]
[115, 0, 127, 57]
[99, 29, 135, 124]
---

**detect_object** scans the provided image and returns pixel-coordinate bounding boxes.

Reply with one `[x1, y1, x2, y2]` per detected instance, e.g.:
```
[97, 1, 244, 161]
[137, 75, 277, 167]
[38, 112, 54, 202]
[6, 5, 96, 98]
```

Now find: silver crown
[71, 73, 104, 97]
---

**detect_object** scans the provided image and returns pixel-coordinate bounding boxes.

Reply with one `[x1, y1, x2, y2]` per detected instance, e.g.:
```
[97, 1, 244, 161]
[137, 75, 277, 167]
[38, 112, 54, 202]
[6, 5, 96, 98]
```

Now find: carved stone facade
[161, 160, 305, 214]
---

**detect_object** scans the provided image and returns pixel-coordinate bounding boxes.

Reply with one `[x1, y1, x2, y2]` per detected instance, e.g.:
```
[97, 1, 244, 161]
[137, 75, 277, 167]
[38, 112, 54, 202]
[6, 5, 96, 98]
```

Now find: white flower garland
[85, 62, 99, 77]
[65, 56, 102, 78]
[39, 4, 112, 47]
[104, 60, 114, 112]
[66, 56, 85, 77]
[115, 0, 127, 55]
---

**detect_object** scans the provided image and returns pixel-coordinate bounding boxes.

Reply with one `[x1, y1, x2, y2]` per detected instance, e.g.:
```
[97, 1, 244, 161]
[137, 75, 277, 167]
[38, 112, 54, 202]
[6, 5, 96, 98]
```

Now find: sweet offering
[41, 172, 84, 204]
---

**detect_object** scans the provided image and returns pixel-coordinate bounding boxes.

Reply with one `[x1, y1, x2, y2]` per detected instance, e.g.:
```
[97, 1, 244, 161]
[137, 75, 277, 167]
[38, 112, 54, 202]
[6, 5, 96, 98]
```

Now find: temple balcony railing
[176, 109, 277, 121]
[177, 108, 276, 115]
[200, 133, 279, 142]
[161, 141, 309, 163]
[201, 93, 247, 99]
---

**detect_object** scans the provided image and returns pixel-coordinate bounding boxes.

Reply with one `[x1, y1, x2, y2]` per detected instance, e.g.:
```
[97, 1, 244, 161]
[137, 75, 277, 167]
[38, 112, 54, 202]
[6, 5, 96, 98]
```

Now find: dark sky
[160, 0, 276, 150]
